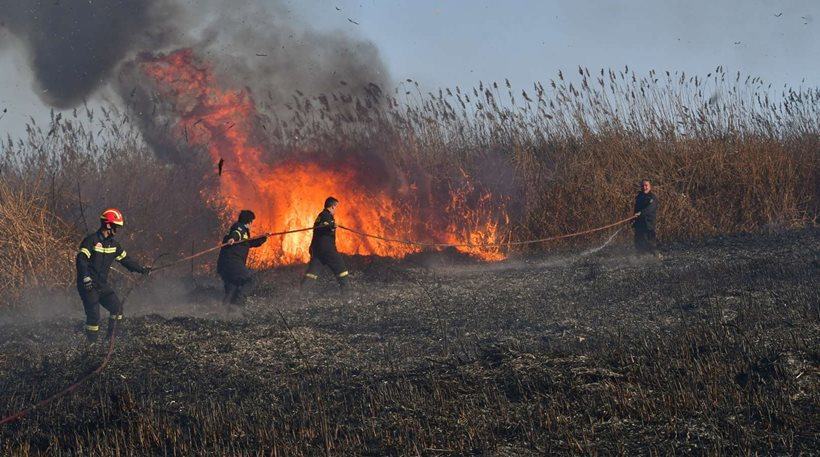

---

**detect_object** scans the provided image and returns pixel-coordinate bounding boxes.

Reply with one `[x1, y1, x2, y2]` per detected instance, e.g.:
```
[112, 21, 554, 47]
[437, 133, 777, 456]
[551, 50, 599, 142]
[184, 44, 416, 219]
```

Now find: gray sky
[1, 0, 818, 137]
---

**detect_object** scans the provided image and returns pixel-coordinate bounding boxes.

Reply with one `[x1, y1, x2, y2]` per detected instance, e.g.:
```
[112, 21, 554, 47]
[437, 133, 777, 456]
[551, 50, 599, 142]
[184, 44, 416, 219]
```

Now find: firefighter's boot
[85, 325, 100, 343]
[338, 274, 349, 296]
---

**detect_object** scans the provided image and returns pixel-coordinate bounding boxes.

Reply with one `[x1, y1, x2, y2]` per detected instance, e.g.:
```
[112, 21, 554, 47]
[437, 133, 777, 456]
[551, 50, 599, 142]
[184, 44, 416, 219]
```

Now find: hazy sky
[1, 0, 818, 137]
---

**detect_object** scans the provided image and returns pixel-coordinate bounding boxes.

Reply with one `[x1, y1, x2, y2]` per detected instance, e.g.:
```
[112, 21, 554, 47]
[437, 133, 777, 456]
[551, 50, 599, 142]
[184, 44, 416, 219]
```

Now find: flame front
[139, 49, 506, 265]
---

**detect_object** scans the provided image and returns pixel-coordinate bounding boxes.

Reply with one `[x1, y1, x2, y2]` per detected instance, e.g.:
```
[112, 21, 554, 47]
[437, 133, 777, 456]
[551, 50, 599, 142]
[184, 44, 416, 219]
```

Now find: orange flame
[139, 49, 506, 265]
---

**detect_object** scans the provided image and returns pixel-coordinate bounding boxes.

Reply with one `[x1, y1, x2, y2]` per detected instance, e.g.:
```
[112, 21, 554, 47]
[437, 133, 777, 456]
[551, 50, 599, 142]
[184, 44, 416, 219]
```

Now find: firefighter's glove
[82, 276, 94, 291]
[141, 266, 153, 276]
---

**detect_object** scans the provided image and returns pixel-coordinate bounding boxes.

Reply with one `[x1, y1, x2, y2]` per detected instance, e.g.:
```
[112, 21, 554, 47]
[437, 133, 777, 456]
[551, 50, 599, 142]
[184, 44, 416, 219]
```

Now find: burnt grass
[1, 229, 818, 455]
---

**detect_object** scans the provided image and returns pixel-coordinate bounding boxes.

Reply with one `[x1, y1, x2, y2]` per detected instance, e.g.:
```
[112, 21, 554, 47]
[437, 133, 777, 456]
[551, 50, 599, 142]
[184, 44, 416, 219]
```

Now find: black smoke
[0, 0, 390, 112]
[0, 0, 181, 108]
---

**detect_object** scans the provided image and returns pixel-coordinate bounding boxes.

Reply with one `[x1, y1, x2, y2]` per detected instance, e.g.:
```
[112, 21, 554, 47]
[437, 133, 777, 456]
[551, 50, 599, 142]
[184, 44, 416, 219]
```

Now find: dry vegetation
[0, 181, 74, 302]
[1, 107, 223, 305]
[270, 66, 817, 243]
[0, 66, 817, 295]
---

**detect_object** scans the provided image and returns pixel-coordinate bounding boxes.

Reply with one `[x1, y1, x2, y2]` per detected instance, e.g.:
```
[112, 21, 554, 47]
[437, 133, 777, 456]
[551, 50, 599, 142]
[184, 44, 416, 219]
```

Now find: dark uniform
[76, 231, 147, 338]
[303, 208, 349, 289]
[216, 222, 267, 304]
[633, 191, 659, 254]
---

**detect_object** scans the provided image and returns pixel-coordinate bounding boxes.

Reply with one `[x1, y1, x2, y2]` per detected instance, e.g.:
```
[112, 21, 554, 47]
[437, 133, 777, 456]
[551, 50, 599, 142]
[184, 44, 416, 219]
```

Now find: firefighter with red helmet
[76, 208, 151, 341]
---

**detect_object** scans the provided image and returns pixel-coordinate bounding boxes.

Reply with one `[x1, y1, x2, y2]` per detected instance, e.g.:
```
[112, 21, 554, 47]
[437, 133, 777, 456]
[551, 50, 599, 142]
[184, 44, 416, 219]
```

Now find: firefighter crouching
[301, 197, 349, 292]
[77, 208, 151, 342]
[216, 210, 268, 305]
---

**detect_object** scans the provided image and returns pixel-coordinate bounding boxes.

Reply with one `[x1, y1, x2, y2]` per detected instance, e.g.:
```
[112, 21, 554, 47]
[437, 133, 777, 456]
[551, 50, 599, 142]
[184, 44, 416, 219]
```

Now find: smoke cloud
[0, 0, 181, 108]
[195, 0, 390, 108]
[0, 0, 390, 111]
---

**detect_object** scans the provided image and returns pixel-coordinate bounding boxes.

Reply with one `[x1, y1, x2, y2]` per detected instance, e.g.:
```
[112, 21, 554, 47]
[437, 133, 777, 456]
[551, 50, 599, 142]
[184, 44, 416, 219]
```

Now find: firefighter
[77, 208, 151, 342]
[633, 179, 661, 258]
[301, 197, 349, 292]
[216, 210, 267, 306]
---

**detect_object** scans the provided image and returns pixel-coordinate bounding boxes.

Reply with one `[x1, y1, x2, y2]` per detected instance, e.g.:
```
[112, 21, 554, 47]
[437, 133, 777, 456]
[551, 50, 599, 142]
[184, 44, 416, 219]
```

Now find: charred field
[0, 228, 817, 455]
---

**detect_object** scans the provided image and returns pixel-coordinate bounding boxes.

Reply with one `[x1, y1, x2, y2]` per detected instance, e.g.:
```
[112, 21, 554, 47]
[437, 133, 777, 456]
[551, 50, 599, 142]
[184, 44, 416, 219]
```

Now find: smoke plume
[191, 0, 390, 109]
[0, 0, 391, 110]
[0, 0, 181, 108]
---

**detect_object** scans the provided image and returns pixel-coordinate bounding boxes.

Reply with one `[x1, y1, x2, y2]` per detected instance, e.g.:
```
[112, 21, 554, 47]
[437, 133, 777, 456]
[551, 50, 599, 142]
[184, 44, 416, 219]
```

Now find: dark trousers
[78, 283, 123, 339]
[634, 228, 658, 254]
[302, 250, 349, 289]
[220, 271, 254, 305]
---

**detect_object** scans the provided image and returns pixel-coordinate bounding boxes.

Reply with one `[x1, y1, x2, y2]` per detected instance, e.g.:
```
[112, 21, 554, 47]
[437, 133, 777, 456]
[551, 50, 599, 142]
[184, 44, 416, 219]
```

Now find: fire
[139, 48, 506, 265]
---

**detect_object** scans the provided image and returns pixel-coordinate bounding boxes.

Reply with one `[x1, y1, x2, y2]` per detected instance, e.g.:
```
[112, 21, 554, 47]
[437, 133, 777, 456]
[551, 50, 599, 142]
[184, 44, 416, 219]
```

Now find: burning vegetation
[137, 48, 508, 266]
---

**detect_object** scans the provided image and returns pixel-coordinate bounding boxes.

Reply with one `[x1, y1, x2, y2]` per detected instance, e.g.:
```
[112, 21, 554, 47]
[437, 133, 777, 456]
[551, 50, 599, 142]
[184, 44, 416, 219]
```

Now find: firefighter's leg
[300, 256, 322, 288]
[220, 272, 236, 305]
[99, 287, 123, 338]
[634, 228, 648, 254]
[325, 252, 349, 291]
[223, 280, 239, 306]
[646, 229, 660, 256]
[231, 271, 255, 305]
[79, 286, 101, 342]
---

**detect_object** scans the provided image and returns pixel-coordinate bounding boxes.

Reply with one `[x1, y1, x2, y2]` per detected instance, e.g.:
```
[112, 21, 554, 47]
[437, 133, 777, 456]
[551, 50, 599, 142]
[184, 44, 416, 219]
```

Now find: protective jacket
[304, 208, 348, 286]
[76, 231, 146, 285]
[216, 223, 266, 279]
[309, 209, 337, 255]
[634, 191, 659, 231]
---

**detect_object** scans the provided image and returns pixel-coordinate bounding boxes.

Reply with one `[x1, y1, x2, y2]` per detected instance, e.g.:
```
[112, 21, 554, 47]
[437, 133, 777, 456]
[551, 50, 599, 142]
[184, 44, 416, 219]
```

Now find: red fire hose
[0, 228, 314, 427]
[0, 321, 120, 426]
[150, 226, 316, 272]
[0, 214, 636, 427]
[337, 214, 637, 248]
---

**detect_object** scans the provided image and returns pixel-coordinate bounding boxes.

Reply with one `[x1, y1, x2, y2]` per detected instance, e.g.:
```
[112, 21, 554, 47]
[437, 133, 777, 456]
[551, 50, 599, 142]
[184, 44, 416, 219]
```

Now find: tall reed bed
[1, 67, 816, 301]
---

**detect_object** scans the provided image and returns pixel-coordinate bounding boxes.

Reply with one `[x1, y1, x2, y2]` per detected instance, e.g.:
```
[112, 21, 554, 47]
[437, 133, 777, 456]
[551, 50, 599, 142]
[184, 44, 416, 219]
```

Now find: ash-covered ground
[1, 229, 817, 455]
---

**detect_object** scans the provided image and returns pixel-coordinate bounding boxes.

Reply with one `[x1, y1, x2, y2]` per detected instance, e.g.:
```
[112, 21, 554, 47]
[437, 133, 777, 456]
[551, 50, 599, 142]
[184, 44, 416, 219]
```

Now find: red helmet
[100, 208, 125, 226]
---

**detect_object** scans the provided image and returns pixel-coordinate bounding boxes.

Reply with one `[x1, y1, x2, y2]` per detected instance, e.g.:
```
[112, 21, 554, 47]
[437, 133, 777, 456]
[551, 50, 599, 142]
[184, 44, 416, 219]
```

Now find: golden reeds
[0, 180, 74, 304]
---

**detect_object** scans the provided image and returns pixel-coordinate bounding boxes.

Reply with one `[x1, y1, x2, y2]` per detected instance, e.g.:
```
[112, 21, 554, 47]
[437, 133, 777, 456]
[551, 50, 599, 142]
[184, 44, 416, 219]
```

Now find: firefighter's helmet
[100, 208, 125, 227]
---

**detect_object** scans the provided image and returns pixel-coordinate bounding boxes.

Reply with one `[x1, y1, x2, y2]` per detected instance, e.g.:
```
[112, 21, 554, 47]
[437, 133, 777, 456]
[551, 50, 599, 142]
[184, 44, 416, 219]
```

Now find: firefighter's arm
[115, 245, 150, 274]
[76, 239, 93, 288]
[249, 235, 267, 247]
[314, 213, 334, 234]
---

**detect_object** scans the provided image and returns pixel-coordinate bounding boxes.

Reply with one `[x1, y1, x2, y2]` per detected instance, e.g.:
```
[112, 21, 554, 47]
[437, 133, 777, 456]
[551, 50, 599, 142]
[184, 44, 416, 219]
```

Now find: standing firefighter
[633, 179, 661, 257]
[301, 197, 349, 292]
[216, 210, 267, 305]
[77, 208, 151, 342]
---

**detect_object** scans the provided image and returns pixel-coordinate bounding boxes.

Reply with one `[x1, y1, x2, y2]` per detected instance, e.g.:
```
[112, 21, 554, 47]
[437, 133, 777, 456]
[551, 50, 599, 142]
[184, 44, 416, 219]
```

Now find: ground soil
[1, 229, 818, 455]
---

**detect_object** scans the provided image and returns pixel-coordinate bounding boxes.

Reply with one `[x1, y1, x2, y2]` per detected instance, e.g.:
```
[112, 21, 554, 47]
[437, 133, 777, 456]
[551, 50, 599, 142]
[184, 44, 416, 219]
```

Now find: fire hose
[0, 214, 637, 426]
[149, 214, 638, 272]
[150, 226, 316, 272]
[0, 289, 136, 427]
[0, 322, 119, 426]
[0, 228, 317, 427]
[337, 214, 638, 248]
